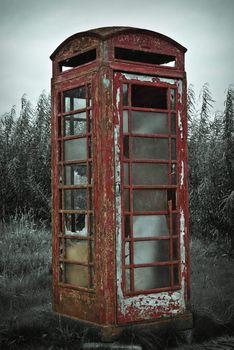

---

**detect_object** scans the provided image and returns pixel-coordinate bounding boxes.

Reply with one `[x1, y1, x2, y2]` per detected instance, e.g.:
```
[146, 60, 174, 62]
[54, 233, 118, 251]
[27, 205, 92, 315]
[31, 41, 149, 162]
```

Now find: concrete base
[82, 343, 142, 350]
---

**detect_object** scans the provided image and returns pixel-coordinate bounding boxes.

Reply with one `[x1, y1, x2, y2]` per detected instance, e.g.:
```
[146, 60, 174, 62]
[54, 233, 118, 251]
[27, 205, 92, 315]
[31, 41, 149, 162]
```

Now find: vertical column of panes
[121, 81, 180, 294]
[58, 84, 94, 291]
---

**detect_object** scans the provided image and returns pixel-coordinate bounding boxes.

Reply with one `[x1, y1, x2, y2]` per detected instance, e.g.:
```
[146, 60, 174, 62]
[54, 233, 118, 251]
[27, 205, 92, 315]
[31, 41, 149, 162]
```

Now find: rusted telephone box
[50, 27, 192, 338]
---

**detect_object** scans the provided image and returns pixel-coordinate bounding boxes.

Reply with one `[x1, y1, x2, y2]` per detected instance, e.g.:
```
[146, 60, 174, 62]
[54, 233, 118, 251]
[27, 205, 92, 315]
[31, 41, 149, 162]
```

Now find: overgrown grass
[0, 215, 234, 349]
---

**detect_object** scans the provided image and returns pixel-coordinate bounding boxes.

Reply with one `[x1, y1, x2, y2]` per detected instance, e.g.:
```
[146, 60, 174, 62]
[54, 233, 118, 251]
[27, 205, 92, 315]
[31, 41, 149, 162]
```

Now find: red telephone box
[50, 27, 192, 339]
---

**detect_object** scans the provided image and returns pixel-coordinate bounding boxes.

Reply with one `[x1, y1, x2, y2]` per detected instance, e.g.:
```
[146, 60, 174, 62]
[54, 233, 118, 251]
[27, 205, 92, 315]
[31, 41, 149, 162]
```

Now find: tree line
[0, 86, 233, 246]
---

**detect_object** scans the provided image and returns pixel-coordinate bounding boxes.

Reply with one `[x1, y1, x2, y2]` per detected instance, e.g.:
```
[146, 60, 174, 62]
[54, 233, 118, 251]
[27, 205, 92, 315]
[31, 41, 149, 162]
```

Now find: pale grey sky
[0, 0, 233, 115]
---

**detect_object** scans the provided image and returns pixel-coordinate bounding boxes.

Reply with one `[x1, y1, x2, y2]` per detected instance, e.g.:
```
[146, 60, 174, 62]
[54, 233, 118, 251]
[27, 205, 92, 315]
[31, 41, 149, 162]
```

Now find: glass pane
[65, 264, 88, 287]
[64, 213, 88, 236]
[124, 215, 131, 238]
[64, 113, 86, 136]
[64, 189, 87, 210]
[58, 141, 62, 161]
[167, 189, 177, 210]
[132, 85, 167, 109]
[171, 164, 177, 185]
[65, 239, 88, 262]
[125, 242, 130, 265]
[173, 239, 178, 260]
[171, 139, 176, 160]
[123, 136, 129, 158]
[134, 266, 170, 290]
[133, 215, 169, 237]
[132, 163, 168, 185]
[88, 110, 92, 132]
[171, 113, 176, 134]
[123, 84, 128, 106]
[88, 84, 92, 107]
[124, 163, 129, 185]
[64, 138, 87, 161]
[90, 267, 94, 288]
[124, 189, 130, 211]
[172, 214, 177, 235]
[89, 240, 94, 262]
[173, 265, 179, 285]
[132, 111, 168, 135]
[64, 164, 87, 185]
[88, 188, 93, 210]
[58, 117, 61, 137]
[88, 137, 92, 158]
[132, 137, 168, 160]
[59, 263, 64, 282]
[134, 240, 169, 264]
[90, 215, 94, 236]
[125, 269, 131, 291]
[170, 89, 176, 110]
[63, 86, 86, 112]
[133, 189, 167, 211]
[123, 110, 128, 133]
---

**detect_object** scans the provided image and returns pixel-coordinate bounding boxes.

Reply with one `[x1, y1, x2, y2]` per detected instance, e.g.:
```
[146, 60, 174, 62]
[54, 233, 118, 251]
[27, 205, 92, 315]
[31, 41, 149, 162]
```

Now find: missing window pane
[60, 49, 96, 72]
[115, 47, 175, 67]
[132, 85, 167, 109]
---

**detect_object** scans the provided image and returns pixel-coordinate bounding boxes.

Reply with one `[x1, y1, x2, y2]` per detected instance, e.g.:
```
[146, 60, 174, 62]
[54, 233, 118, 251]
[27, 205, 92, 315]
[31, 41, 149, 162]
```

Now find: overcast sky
[0, 0, 233, 116]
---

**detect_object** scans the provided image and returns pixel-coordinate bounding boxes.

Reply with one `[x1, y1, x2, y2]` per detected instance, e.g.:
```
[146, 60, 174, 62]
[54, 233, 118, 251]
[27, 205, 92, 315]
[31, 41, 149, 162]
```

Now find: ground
[0, 214, 234, 349]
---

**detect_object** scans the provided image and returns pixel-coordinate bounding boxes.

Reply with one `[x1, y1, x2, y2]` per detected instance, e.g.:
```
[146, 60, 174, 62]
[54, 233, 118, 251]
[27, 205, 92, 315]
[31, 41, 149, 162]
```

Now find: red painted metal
[50, 26, 191, 334]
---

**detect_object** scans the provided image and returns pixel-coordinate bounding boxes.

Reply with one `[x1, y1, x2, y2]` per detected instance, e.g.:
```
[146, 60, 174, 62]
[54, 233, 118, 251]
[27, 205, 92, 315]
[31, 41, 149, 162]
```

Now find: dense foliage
[0, 85, 233, 245]
[0, 92, 51, 220]
[188, 84, 234, 248]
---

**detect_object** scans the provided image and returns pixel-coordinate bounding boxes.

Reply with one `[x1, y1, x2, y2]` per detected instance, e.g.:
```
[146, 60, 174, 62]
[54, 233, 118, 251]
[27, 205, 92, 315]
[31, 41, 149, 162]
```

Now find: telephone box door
[114, 72, 188, 324]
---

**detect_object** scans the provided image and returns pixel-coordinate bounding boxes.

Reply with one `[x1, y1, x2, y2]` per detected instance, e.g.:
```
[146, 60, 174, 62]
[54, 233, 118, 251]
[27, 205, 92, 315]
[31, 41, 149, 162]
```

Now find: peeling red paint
[50, 27, 191, 335]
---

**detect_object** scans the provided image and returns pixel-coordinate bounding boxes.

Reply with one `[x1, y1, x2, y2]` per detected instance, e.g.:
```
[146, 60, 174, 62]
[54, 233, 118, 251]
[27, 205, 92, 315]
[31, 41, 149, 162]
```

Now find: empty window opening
[115, 47, 175, 67]
[59, 49, 96, 72]
[132, 85, 167, 109]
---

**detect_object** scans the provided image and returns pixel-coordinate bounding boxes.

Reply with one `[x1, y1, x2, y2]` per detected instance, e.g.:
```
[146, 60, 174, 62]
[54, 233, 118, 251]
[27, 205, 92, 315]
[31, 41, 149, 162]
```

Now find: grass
[0, 213, 234, 349]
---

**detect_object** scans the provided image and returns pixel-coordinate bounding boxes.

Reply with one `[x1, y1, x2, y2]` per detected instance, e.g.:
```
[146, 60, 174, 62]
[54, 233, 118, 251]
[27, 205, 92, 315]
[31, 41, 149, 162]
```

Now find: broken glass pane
[64, 213, 88, 236]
